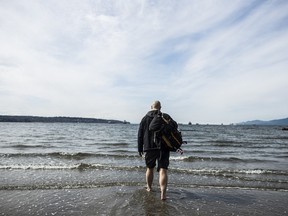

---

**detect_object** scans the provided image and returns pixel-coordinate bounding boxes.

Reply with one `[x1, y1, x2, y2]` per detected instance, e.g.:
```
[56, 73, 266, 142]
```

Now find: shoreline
[0, 115, 127, 124]
[1, 186, 287, 216]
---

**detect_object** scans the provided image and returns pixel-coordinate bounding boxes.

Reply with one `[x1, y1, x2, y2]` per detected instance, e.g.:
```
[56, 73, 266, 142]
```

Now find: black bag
[160, 115, 184, 154]
[149, 112, 185, 154]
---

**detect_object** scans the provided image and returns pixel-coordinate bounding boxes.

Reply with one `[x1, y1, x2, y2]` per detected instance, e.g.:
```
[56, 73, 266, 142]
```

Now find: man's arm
[137, 119, 144, 156]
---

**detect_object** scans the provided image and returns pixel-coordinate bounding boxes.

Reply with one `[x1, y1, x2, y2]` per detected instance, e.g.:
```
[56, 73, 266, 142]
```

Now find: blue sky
[0, 0, 287, 124]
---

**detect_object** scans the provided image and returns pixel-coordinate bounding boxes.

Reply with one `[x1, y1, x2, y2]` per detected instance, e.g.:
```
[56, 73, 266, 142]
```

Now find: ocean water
[0, 122, 288, 215]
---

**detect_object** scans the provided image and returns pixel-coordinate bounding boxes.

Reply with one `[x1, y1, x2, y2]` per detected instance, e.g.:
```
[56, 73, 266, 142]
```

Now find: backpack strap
[161, 114, 170, 124]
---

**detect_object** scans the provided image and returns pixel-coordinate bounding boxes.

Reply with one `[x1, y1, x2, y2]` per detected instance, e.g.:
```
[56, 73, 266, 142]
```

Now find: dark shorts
[145, 150, 170, 172]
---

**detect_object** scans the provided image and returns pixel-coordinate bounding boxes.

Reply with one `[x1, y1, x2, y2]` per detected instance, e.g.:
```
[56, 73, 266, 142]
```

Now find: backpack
[160, 115, 184, 154]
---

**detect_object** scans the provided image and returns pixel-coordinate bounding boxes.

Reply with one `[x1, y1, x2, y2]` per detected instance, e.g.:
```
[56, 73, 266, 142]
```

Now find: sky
[0, 0, 288, 124]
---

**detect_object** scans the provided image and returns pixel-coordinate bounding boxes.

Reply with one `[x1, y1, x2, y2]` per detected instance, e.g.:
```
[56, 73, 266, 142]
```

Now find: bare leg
[146, 168, 154, 191]
[159, 168, 168, 200]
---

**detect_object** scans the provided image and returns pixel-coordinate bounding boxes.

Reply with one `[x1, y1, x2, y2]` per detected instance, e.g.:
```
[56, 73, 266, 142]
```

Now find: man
[137, 100, 178, 200]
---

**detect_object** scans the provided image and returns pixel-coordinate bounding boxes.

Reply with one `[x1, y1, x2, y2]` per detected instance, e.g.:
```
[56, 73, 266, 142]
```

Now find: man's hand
[139, 152, 144, 157]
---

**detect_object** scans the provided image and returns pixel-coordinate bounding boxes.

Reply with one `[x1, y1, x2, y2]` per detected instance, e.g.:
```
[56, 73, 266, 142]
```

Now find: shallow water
[1, 186, 287, 216]
[0, 123, 288, 215]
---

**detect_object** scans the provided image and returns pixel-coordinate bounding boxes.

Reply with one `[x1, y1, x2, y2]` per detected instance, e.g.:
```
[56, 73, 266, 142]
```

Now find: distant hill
[0, 115, 129, 124]
[238, 117, 288, 126]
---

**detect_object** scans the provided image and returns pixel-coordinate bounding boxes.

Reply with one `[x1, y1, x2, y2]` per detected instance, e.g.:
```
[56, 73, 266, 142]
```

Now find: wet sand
[1, 186, 287, 216]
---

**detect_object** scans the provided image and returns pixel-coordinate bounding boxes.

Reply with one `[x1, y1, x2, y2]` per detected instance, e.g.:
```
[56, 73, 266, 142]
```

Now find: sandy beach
[1, 186, 287, 216]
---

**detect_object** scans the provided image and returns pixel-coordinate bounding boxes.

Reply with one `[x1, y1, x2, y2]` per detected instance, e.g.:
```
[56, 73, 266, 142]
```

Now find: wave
[0, 163, 145, 172]
[212, 143, 246, 147]
[170, 167, 288, 176]
[171, 155, 274, 163]
[209, 140, 248, 145]
[275, 155, 288, 158]
[0, 181, 144, 191]
[1, 162, 287, 177]
[263, 136, 288, 140]
[1, 176, 287, 192]
[2, 144, 53, 149]
[1, 152, 280, 164]
[1, 181, 287, 192]
[0, 152, 138, 160]
[91, 142, 130, 147]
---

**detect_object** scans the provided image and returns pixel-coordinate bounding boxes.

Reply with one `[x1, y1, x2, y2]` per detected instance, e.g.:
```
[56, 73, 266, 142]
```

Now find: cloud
[0, 0, 288, 123]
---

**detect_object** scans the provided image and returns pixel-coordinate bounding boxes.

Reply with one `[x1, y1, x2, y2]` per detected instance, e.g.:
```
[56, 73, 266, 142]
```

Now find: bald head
[151, 100, 161, 110]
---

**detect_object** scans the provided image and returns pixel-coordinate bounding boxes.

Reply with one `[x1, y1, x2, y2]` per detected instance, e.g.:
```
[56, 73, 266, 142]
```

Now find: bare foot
[160, 191, 166, 200]
[146, 186, 152, 192]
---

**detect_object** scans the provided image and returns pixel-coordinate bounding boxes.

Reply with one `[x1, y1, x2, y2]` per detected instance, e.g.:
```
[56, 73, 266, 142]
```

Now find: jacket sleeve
[137, 119, 144, 152]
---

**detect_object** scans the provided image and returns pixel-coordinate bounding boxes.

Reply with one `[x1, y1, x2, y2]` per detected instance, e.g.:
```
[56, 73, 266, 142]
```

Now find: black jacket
[138, 110, 177, 152]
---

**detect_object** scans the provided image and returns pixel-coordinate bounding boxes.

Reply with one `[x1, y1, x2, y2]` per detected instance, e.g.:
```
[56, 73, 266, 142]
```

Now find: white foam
[172, 168, 269, 175]
[170, 156, 188, 161]
[0, 164, 77, 170]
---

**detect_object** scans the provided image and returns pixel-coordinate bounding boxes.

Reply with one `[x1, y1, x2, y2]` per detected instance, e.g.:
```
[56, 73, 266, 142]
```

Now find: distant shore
[0, 115, 129, 124]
